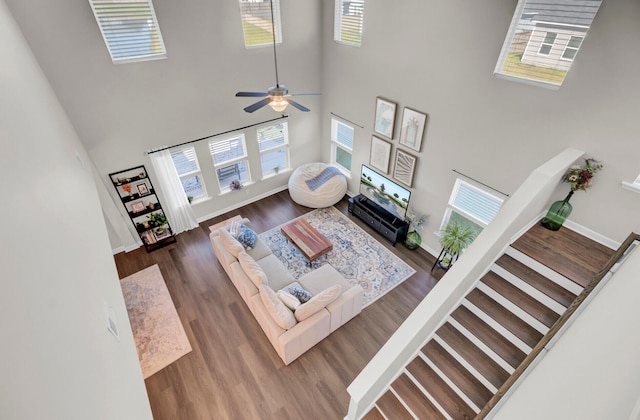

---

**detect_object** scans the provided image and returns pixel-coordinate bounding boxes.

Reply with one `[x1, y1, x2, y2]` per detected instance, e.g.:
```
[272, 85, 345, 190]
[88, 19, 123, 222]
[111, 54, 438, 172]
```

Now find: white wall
[4, 0, 324, 250]
[321, 0, 640, 255]
[492, 243, 640, 420]
[0, 2, 152, 418]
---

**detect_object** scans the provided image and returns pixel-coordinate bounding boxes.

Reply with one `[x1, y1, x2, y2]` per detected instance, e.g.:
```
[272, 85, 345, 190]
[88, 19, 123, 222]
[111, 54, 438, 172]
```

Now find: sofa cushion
[238, 251, 268, 287]
[219, 228, 244, 258]
[259, 285, 297, 330]
[257, 254, 295, 290]
[228, 220, 242, 237]
[288, 286, 313, 303]
[294, 285, 342, 322]
[298, 264, 351, 295]
[277, 289, 301, 310]
[246, 237, 272, 262]
[237, 224, 258, 249]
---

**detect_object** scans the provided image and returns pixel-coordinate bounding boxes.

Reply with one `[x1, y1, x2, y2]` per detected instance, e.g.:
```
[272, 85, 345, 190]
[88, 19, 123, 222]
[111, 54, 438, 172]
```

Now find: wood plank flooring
[113, 191, 441, 420]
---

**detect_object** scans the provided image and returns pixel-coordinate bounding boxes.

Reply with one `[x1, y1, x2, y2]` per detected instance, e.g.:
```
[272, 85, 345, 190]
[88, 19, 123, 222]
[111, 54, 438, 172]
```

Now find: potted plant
[403, 209, 428, 250]
[435, 220, 477, 270]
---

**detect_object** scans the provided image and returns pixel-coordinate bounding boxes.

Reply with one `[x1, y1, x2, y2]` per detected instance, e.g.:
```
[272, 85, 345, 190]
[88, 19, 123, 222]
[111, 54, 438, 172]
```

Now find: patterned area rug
[120, 264, 192, 379]
[259, 207, 416, 307]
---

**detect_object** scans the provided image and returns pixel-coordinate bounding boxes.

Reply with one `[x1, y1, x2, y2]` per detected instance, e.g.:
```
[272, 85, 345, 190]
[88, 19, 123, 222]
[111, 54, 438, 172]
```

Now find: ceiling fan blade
[286, 99, 310, 112]
[288, 93, 322, 96]
[244, 97, 272, 113]
[236, 91, 269, 97]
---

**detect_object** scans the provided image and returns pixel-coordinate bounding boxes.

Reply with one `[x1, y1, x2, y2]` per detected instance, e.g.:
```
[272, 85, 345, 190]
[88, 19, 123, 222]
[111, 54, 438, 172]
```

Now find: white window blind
[89, 0, 167, 63]
[334, 0, 365, 47]
[495, 0, 602, 88]
[257, 122, 290, 176]
[331, 118, 354, 172]
[170, 147, 206, 200]
[239, 0, 282, 48]
[209, 135, 251, 190]
[450, 180, 504, 226]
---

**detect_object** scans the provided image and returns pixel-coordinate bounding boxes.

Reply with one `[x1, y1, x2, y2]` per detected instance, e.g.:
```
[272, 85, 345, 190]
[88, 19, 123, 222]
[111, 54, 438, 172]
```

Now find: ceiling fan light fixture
[269, 97, 288, 112]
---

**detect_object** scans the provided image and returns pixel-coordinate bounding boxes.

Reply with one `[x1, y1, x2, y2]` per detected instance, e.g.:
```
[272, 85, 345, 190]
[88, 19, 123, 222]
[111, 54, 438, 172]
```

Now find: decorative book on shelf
[108, 165, 176, 252]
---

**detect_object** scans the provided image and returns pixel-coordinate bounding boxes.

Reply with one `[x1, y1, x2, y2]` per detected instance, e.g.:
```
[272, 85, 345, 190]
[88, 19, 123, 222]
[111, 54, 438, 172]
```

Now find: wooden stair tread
[407, 357, 476, 420]
[437, 322, 510, 388]
[482, 271, 561, 328]
[392, 373, 447, 419]
[496, 254, 577, 307]
[451, 306, 526, 369]
[466, 288, 543, 348]
[362, 407, 385, 420]
[376, 390, 414, 420]
[512, 222, 614, 288]
[423, 340, 493, 408]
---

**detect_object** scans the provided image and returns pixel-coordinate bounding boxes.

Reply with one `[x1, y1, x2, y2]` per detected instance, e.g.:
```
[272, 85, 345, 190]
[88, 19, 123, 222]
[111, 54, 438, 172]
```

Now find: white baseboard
[562, 219, 619, 250]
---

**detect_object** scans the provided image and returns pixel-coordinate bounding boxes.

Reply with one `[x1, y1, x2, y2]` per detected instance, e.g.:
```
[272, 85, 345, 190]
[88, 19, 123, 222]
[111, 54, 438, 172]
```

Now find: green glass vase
[404, 231, 422, 250]
[541, 191, 574, 231]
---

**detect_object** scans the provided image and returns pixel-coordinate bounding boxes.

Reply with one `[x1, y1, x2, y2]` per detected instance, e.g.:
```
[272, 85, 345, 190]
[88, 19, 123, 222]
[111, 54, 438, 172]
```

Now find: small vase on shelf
[541, 190, 574, 231]
[404, 230, 422, 250]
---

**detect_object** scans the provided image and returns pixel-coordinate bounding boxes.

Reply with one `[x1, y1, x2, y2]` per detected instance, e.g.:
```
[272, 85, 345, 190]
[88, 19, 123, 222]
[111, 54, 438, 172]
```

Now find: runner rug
[120, 264, 192, 379]
[259, 206, 416, 307]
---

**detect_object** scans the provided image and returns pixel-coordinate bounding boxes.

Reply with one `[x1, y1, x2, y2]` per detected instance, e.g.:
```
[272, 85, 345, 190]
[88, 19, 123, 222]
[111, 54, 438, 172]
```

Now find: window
[209, 135, 251, 191]
[440, 179, 505, 240]
[537, 32, 556, 55]
[331, 118, 354, 173]
[257, 122, 290, 177]
[88, 0, 167, 63]
[170, 147, 207, 201]
[561, 35, 583, 60]
[334, 0, 365, 47]
[239, 0, 281, 48]
[494, 0, 602, 88]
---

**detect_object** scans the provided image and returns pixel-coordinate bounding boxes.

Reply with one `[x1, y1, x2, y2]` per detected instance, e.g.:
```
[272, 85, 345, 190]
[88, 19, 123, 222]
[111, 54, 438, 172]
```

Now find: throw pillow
[277, 289, 301, 310]
[228, 220, 242, 238]
[295, 285, 341, 322]
[259, 285, 297, 330]
[238, 251, 268, 287]
[237, 224, 258, 250]
[288, 286, 313, 303]
[219, 227, 244, 258]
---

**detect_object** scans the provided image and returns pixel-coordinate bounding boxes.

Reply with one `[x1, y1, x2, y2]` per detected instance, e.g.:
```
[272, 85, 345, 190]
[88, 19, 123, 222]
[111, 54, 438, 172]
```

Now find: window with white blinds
[239, 0, 282, 48]
[494, 0, 602, 88]
[331, 117, 354, 173]
[334, 0, 364, 47]
[88, 0, 167, 63]
[257, 122, 289, 177]
[209, 135, 251, 191]
[440, 178, 505, 239]
[170, 147, 207, 201]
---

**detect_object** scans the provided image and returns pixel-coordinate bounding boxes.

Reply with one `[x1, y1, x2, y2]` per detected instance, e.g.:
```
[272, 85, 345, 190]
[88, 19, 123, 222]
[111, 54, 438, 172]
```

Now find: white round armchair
[288, 162, 347, 208]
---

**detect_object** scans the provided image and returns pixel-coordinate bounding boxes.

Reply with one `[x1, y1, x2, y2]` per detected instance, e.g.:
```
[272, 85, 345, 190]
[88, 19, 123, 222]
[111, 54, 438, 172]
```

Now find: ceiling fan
[235, 0, 318, 113]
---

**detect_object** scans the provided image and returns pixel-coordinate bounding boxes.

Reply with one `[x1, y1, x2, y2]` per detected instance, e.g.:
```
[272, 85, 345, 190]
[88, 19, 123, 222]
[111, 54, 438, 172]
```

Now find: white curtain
[148, 150, 198, 234]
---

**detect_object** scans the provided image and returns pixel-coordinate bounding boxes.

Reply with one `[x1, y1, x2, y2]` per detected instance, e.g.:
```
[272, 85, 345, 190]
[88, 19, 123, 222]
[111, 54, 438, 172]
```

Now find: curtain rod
[146, 114, 289, 155]
[452, 169, 510, 197]
[330, 112, 364, 129]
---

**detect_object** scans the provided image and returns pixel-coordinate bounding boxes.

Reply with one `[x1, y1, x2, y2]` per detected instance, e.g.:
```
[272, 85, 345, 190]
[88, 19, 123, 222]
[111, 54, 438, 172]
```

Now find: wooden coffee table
[281, 218, 333, 266]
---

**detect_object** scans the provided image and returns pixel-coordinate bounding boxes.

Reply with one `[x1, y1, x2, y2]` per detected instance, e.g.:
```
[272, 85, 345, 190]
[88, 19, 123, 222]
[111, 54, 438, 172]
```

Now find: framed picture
[393, 149, 418, 188]
[136, 182, 149, 196]
[373, 97, 397, 140]
[369, 135, 392, 173]
[399, 107, 428, 152]
[130, 201, 145, 213]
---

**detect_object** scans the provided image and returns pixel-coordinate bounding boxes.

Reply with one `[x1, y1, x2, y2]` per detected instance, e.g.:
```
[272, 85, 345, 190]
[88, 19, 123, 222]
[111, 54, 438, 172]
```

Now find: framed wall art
[136, 182, 149, 196]
[399, 107, 427, 152]
[373, 97, 397, 140]
[369, 135, 392, 173]
[393, 149, 418, 188]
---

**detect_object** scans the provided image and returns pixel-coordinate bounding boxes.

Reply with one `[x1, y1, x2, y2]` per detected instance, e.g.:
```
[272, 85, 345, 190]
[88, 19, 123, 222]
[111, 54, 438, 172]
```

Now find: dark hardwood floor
[114, 191, 442, 420]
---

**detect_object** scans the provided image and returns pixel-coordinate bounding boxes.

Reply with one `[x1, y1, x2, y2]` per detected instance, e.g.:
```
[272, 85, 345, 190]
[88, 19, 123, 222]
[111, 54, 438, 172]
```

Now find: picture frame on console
[399, 107, 427, 152]
[393, 149, 418, 188]
[373, 97, 397, 140]
[370, 135, 392, 173]
[131, 200, 145, 213]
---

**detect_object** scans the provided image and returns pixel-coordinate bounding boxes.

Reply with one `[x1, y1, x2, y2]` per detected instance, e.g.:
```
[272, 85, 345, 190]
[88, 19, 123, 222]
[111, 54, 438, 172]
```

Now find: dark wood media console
[348, 194, 409, 246]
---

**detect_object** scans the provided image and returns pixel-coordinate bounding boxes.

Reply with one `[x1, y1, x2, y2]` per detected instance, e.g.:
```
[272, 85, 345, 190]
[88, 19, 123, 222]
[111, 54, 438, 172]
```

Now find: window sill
[189, 196, 211, 206]
[218, 181, 255, 196]
[261, 168, 292, 181]
[621, 181, 640, 194]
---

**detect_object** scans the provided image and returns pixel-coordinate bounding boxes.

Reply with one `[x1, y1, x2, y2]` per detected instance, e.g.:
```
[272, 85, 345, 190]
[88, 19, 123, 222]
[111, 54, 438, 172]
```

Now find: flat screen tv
[359, 164, 411, 220]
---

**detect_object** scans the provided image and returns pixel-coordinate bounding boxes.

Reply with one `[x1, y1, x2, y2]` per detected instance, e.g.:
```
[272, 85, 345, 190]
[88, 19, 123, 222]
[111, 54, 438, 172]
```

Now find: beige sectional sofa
[210, 218, 364, 365]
